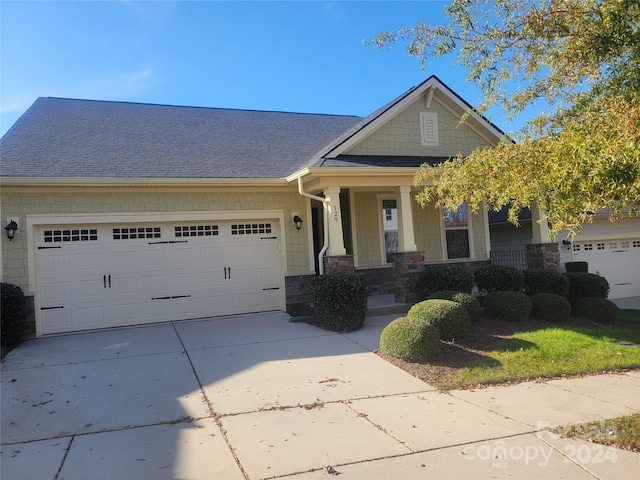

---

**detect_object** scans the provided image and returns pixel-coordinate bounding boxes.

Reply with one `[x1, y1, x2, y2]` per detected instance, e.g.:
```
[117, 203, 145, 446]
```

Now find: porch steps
[366, 294, 411, 318]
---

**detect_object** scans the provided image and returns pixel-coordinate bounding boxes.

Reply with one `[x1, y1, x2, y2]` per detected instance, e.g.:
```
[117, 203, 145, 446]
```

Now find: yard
[377, 309, 640, 391]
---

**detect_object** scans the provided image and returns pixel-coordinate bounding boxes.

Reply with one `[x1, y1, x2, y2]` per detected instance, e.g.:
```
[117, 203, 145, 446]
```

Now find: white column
[531, 202, 552, 243]
[396, 185, 417, 252]
[324, 186, 346, 256]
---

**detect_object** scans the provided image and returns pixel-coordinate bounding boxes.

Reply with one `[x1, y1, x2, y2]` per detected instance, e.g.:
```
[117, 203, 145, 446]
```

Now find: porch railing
[490, 250, 528, 271]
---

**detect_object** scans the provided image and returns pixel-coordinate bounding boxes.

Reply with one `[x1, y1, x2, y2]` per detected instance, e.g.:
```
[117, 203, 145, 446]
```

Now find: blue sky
[1, 1, 524, 137]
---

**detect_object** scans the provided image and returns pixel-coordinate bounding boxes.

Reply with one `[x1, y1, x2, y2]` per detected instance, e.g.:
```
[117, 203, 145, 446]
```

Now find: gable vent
[420, 112, 439, 146]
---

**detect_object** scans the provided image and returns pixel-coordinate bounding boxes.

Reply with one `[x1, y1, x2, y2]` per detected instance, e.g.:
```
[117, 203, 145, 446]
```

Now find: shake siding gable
[343, 97, 490, 158]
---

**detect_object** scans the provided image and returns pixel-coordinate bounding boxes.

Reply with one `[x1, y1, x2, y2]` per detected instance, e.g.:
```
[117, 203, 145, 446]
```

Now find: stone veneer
[526, 243, 560, 271]
[323, 255, 355, 274]
[388, 251, 425, 304]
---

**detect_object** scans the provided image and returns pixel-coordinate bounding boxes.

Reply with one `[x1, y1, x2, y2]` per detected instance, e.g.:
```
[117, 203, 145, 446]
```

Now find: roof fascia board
[0, 177, 289, 188]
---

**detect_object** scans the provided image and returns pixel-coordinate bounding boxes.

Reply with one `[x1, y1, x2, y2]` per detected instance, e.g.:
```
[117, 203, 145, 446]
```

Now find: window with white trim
[381, 199, 398, 262]
[420, 112, 439, 146]
[443, 203, 470, 259]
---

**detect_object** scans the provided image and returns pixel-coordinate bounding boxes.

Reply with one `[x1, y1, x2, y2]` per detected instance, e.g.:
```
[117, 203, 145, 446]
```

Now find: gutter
[297, 177, 328, 275]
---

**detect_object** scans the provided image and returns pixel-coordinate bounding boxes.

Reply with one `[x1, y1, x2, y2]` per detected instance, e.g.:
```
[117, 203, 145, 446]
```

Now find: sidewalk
[1, 310, 639, 479]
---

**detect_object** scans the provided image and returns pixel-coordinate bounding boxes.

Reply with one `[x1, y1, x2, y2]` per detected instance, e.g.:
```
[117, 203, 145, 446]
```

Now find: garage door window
[175, 225, 219, 237]
[44, 229, 98, 243]
[231, 223, 272, 235]
[112, 227, 161, 240]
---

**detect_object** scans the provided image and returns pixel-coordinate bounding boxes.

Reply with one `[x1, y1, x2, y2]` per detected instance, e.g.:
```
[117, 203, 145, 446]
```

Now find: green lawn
[440, 326, 640, 390]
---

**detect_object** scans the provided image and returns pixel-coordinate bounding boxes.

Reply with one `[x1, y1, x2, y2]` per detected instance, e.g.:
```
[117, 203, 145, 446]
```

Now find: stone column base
[388, 251, 424, 304]
[323, 255, 355, 274]
[526, 243, 560, 271]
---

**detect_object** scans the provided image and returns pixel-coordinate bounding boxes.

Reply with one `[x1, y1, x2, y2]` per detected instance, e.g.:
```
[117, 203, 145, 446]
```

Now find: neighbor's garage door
[36, 220, 282, 335]
[572, 238, 640, 299]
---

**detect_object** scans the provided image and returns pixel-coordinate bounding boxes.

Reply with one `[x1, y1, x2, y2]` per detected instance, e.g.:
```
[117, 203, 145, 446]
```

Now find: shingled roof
[0, 97, 362, 179]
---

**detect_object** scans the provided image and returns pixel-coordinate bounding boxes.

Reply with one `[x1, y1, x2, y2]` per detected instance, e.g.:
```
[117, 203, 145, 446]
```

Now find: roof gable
[315, 75, 506, 161]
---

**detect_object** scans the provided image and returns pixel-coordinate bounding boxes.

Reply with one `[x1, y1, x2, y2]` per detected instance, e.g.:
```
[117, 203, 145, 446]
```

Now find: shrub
[408, 299, 471, 341]
[566, 272, 609, 305]
[474, 264, 524, 293]
[415, 264, 474, 301]
[428, 290, 481, 324]
[524, 269, 570, 297]
[379, 316, 441, 361]
[565, 261, 589, 273]
[573, 297, 618, 324]
[530, 293, 572, 323]
[311, 273, 368, 332]
[1, 282, 26, 349]
[483, 291, 532, 322]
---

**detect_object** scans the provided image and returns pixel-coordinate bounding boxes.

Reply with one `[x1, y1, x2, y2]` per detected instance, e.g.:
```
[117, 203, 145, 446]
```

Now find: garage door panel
[256, 266, 278, 284]
[42, 309, 73, 332]
[110, 303, 141, 324]
[70, 252, 103, 271]
[74, 279, 104, 298]
[573, 238, 640, 299]
[258, 291, 279, 309]
[73, 306, 105, 326]
[36, 219, 283, 335]
[41, 282, 72, 302]
[39, 254, 71, 275]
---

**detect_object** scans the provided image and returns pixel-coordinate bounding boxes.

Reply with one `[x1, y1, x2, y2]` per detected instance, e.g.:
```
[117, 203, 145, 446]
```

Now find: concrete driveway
[2, 311, 639, 479]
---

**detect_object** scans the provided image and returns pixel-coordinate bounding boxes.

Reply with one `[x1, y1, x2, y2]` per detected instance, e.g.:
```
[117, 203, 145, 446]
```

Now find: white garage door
[36, 220, 282, 335]
[572, 238, 640, 299]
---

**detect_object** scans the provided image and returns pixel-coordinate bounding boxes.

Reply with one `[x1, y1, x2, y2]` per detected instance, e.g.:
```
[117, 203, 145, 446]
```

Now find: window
[381, 199, 398, 262]
[420, 112, 439, 146]
[175, 225, 219, 237]
[113, 227, 161, 240]
[231, 223, 272, 235]
[443, 203, 470, 259]
[44, 229, 98, 243]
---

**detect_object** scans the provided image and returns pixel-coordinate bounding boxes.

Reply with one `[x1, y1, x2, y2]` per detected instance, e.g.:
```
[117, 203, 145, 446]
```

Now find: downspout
[297, 177, 328, 275]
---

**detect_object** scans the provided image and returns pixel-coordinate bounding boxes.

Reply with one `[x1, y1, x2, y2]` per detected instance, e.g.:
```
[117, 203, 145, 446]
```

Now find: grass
[442, 326, 640, 389]
[617, 308, 640, 326]
[554, 413, 640, 453]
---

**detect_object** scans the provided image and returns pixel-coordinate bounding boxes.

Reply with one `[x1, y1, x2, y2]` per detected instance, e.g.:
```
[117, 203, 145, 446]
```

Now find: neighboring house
[488, 207, 640, 299]
[1, 76, 505, 337]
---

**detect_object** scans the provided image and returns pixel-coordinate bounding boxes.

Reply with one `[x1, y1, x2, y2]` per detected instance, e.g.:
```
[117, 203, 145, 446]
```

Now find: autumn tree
[372, 0, 640, 237]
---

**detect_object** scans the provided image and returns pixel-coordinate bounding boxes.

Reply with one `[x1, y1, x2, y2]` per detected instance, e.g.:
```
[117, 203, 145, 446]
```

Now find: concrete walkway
[1, 310, 639, 480]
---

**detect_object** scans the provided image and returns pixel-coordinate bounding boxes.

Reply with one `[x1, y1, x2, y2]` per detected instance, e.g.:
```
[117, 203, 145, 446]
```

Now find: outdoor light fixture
[5, 220, 18, 241]
[562, 239, 572, 251]
[293, 215, 303, 230]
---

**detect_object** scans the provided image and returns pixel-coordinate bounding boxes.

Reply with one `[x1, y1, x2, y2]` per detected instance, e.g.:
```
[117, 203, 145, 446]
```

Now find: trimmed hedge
[379, 316, 441, 362]
[1, 282, 26, 349]
[483, 291, 532, 322]
[311, 273, 368, 332]
[566, 272, 609, 305]
[474, 264, 524, 293]
[530, 293, 572, 323]
[572, 297, 618, 324]
[524, 269, 570, 297]
[415, 264, 474, 301]
[428, 290, 481, 324]
[565, 261, 589, 273]
[408, 299, 471, 341]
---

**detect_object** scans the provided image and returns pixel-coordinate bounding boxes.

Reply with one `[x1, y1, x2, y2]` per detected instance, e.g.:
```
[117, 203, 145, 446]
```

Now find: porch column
[324, 186, 346, 256]
[531, 202, 551, 243]
[396, 185, 417, 252]
[527, 202, 560, 271]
